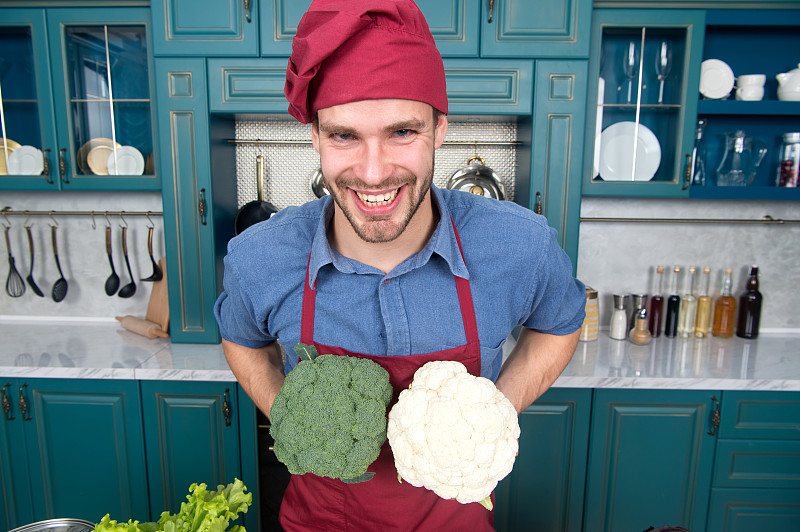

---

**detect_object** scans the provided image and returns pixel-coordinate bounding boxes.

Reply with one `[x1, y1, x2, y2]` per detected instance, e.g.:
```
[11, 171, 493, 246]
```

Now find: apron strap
[301, 217, 480, 348]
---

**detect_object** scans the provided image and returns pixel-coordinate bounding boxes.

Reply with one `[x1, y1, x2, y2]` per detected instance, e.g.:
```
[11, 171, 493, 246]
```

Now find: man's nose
[357, 141, 393, 186]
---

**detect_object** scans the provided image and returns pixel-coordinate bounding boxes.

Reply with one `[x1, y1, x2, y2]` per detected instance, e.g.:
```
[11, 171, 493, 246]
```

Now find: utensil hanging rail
[228, 139, 521, 147]
[1, 208, 162, 218]
[580, 215, 800, 225]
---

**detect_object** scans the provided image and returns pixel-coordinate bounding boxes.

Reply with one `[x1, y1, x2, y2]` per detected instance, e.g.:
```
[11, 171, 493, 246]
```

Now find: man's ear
[434, 113, 448, 149]
[311, 120, 320, 153]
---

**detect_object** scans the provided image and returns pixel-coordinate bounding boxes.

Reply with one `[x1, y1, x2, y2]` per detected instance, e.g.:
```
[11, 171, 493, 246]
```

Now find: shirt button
[383, 279, 390, 284]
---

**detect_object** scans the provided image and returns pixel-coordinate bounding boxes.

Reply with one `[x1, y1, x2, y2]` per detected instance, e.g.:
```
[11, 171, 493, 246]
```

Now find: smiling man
[214, 0, 586, 530]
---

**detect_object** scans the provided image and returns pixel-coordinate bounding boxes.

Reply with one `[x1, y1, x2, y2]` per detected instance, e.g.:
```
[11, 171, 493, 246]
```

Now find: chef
[214, 0, 586, 529]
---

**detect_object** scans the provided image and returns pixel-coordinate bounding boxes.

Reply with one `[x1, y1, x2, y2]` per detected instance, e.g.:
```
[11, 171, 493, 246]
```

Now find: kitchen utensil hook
[1, 210, 10, 229]
[90, 212, 97, 230]
[145, 211, 154, 229]
[48, 212, 58, 228]
[119, 212, 128, 228]
[23, 214, 33, 228]
[104, 213, 112, 228]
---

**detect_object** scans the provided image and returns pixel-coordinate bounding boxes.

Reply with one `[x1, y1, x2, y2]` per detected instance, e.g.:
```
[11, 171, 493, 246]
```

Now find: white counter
[1, 318, 798, 391]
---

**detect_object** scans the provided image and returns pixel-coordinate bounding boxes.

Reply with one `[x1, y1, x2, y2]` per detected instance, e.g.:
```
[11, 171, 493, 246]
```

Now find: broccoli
[269, 343, 393, 483]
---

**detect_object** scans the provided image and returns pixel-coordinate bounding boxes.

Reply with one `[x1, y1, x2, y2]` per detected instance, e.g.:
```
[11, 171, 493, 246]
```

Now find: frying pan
[446, 156, 506, 200]
[234, 155, 278, 235]
[310, 167, 329, 198]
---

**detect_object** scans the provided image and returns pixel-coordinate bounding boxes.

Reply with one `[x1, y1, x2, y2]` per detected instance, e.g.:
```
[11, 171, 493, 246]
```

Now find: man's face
[312, 99, 447, 244]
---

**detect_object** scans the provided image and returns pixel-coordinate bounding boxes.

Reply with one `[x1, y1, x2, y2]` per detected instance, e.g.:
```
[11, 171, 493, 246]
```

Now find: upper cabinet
[0, 8, 158, 191]
[582, 9, 705, 198]
[152, 0, 590, 58]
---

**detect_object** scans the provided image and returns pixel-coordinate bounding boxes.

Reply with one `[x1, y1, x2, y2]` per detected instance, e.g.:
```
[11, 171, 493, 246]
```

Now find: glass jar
[777, 132, 800, 187]
[579, 287, 599, 342]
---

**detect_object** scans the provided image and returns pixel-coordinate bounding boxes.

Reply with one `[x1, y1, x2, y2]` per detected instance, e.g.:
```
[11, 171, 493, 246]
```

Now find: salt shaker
[609, 294, 628, 340]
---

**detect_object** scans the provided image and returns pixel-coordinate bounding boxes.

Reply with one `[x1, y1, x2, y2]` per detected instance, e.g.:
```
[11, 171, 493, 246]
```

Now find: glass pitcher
[715, 130, 767, 186]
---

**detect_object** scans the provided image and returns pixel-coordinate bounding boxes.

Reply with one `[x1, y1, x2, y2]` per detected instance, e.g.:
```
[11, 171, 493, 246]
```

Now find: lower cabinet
[0, 378, 149, 527]
[495, 387, 592, 532]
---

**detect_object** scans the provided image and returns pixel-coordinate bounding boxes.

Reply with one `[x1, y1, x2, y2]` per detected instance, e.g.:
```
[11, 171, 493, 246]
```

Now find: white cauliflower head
[387, 360, 520, 507]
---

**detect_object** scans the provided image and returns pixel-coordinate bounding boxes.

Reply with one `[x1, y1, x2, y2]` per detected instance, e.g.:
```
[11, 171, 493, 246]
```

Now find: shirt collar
[306, 185, 469, 288]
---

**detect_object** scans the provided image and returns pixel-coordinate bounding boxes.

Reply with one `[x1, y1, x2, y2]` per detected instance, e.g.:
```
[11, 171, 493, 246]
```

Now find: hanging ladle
[141, 215, 162, 282]
[117, 224, 136, 298]
[104, 225, 120, 296]
[25, 224, 44, 297]
[50, 224, 68, 302]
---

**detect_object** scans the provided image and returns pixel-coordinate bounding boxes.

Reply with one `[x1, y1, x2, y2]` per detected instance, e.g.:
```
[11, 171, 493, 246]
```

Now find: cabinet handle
[707, 395, 720, 436]
[18, 383, 32, 421]
[59, 148, 69, 184]
[2, 383, 14, 421]
[244, 0, 251, 23]
[683, 153, 692, 190]
[198, 188, 207, 226]
[223, 388, 232, 427]
[487, 0, 495, 23]
[535, 191, 543, 215]
[43, 149, 53, 184]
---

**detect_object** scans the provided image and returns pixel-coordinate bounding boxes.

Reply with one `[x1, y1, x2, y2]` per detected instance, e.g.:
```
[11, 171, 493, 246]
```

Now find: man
[214, 0, 585, 529]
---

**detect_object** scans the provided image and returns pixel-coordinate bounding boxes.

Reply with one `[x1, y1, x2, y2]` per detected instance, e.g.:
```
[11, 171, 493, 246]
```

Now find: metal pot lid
[310, 168, 329, 198]
[9, 519, 96, 532]
[446, 156, 506, 200]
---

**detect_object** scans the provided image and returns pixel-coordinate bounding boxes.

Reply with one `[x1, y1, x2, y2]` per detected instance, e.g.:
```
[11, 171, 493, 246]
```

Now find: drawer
[720, 391, 800, 440]
[208, 58, 290, 113]
[713, 440, 800, 489]
[708, 488, 800, 532]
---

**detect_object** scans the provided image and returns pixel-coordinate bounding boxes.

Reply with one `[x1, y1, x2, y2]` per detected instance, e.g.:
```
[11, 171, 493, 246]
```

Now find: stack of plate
[1, 139, 44, 176]
[77, 139, 145, 175]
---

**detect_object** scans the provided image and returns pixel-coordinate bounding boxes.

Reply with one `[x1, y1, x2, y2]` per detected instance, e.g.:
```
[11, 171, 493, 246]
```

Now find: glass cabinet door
[62, 24, 154, 181]
[584, 10, 705, 197]
[0, 11, 57, 188]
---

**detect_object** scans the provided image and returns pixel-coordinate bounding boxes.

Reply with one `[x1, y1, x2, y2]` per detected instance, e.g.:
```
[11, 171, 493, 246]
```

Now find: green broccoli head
[269, 344, 393, 483]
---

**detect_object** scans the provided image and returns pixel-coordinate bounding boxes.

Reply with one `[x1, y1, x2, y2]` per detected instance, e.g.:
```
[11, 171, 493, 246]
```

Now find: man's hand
[222, 339, 285, 417]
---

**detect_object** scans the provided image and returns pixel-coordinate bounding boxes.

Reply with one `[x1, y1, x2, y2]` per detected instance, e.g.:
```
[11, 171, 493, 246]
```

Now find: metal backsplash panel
[234, 117, 518, 209]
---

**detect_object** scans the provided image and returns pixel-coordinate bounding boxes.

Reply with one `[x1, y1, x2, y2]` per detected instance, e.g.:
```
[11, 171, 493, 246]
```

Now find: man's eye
[333, 133, 354, 141]
[395, 129, 414, 137]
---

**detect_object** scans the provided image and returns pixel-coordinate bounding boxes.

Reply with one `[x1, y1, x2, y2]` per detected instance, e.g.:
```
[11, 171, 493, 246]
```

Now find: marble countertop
[1, 318, 798, 391]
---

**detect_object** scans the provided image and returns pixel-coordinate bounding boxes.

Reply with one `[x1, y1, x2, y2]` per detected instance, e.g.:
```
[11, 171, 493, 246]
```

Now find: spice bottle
[712, 268, 736, 338]
[736, 266, 763, 339]
[579, 287, 599, 341]
[694, 266, 713, 338]
[678, 266, 697, 338]
[629, 308, 652, 345]
[609, 294, 628, 340]
[664, 265, 681, 338]
[777, 132, 800, 187]
[628, 294, 648, 332]
[648, 265, 665, 337]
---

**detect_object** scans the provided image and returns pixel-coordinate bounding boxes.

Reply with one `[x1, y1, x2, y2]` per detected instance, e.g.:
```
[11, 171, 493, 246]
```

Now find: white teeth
[357, 189, 398, 206]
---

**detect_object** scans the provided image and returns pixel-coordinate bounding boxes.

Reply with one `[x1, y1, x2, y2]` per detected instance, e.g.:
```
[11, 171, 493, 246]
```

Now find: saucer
[700, 59, 735, 99]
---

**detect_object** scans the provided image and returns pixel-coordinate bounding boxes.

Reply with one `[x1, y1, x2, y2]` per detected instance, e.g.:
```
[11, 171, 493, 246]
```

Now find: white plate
[598, 121, 661, 181]
[592, 77, 605, 178]
[106, 146, 145, 175]
[700, 59, 735, 99]
[7, 145, 44, 175]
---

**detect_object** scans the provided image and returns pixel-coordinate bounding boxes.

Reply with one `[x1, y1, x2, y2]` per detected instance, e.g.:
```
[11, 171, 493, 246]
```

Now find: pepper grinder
[629, 308, 652, 345]
[629, 294, 648, 332]
[609, 294, 628, 340]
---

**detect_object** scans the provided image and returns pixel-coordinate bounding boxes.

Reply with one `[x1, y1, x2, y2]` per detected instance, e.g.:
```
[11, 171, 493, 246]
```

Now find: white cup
[736, 86, 765, 101]
[737, 74, 766, 87]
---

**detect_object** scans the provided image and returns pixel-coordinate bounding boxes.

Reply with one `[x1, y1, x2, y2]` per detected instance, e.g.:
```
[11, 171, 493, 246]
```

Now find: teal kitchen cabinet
[0, 378, 149, 528]
[689, 9, 800, 202]
[154, 58, 221, 343]
[706, 391, 800, 531]
[495, 388, 591, 532]
[140, 381, 244, 521]
[584, 389, 718, 532]
[0, 7, 159, 191]
[150, 0, 259, 57]
[582, 9, 705, 198]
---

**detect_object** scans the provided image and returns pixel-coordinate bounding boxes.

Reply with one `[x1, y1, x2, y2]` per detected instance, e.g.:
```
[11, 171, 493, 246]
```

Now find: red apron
[279, 220, 494, 531]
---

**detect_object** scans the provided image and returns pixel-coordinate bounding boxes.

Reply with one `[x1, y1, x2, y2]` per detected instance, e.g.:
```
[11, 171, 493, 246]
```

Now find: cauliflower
[269, 343, 393, 483]
[387, 360, 520, 509]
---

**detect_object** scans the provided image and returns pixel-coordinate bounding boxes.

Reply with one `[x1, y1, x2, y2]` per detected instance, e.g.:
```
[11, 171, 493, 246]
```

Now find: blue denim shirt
[214, 186, 585, 381]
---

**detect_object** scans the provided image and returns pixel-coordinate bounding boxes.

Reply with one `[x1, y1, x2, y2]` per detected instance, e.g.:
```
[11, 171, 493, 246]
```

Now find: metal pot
[310, 167, 329, 198]
[234, 155, 279, 235]
[446, 156, 506, 200]
[9, 519, 95, 532]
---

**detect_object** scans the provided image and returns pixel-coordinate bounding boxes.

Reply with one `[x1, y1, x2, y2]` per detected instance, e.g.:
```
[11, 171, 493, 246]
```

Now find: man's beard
[326, 164, 434, 244]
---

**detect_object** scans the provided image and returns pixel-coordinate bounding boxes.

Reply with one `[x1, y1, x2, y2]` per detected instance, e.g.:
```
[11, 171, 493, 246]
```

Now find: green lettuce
[94, 479, 251, 532]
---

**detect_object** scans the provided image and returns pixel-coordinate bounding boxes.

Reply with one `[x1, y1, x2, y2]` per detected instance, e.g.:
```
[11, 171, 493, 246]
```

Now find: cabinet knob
[535, 191, 543, 215]
[59, 148, 69, 184]
[244, 0, 251, 23]
[198, 188, 207, 226]
[43, 149, 53, 184]
[683, 153, 692, 190]
[487, 0, 495, 23]
[223, 388, 232, 427]
[2, 383, 14, 421]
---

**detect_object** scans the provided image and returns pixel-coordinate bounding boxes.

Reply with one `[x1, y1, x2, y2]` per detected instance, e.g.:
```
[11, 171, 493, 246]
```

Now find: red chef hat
[285, 0, 448, 124]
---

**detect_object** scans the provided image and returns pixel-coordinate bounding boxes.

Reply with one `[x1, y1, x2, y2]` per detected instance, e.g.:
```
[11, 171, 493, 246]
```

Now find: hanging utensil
[50, 225, 68, 302]
[446, 156, 506, 200]
[4, 225, 25, 298]
[310, 167, 329, 198]
[140, 225, 163, 282]
[104, 225, 120, 295]
[24, 224, 44, 297]
[117, 225, 136, 298]
[234, 154, 278, 235]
